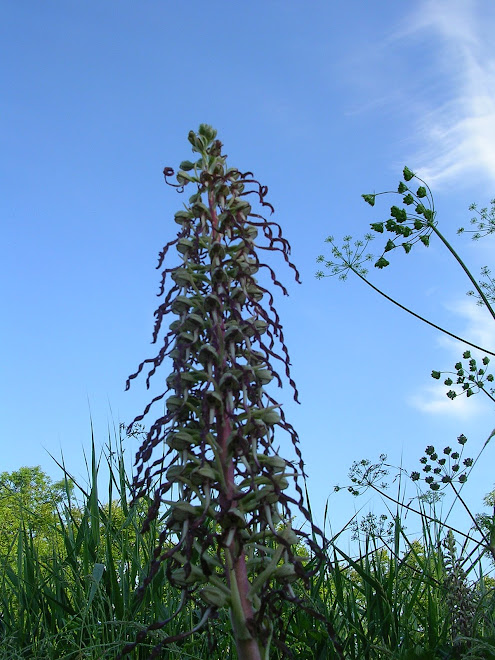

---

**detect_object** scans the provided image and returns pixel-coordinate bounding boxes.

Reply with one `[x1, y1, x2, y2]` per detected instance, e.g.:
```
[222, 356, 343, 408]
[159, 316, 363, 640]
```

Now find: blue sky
[2, 0, 495, 541]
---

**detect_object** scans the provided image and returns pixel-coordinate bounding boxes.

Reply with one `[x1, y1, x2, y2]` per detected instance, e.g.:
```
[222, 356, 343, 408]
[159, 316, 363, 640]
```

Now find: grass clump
[0, 428, 494, 658]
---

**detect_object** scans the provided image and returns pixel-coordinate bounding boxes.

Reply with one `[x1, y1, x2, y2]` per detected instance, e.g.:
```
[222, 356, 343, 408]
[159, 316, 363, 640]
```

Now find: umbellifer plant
[121, 125, 340, 659]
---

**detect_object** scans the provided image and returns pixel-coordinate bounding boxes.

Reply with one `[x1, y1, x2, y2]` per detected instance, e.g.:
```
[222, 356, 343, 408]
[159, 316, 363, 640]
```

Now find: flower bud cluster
[410, 435, 472, 491]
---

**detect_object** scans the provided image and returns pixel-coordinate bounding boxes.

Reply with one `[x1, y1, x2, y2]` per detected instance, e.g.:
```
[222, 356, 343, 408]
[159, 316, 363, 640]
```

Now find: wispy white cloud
[398, 0, 495, 187]
[408, 298, 495, 418]
[408, 382, 483, 419]
[438, 298, 495, 355]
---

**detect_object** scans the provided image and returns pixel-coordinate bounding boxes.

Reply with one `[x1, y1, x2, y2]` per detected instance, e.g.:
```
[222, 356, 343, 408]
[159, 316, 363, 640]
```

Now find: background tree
[122, 125, 340, 659]
[0, 466, 68, 562]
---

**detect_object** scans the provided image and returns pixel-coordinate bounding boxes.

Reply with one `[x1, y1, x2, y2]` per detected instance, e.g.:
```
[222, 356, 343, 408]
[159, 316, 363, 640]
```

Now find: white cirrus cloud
[408, 382, 483, 419]
[438, 298, 495, 355]
[395, 0, 495, 187]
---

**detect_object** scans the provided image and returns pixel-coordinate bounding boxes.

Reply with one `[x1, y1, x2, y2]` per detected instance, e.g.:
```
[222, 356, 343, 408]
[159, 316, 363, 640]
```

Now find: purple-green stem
[209, 189, 263, 660]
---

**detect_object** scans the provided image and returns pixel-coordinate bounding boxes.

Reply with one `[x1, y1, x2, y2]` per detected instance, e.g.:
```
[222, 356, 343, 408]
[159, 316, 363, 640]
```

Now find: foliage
[0, 438, 217, 659]
[0, 466, 69, 563]
[2, 439, 495, 659]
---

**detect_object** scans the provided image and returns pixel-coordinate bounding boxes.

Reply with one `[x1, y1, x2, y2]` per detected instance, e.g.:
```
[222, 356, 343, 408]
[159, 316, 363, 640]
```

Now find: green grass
[1, 433, 494, 659]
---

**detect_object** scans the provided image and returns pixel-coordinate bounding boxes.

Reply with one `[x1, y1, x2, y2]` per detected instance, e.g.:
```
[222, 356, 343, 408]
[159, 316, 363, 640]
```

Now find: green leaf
[390, 206, 407, 222]
[384, 239, 395, 252]
[256, 408, 281, 425]
[88, 563, 105, 607]
[398, 182, 408, 193]
[179, 160, 195, 171]
[419, 235, 430, 247]
[370, 222, 384, 233]
[177, 171, 194, 185]
[189, 191, 202, 204]
[403, 166, 415, 181]
[362, 194, 376, 206]
[166, 395, 184, 412]
[374, 256, 390, 269]
[416, 186, 427, 198]
[174, 210, 191, 225]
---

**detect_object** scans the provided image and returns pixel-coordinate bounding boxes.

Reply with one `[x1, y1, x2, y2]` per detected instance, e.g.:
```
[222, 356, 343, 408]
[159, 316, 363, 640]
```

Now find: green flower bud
[273, 564, 298, 583]
[199, 585, 229, 609]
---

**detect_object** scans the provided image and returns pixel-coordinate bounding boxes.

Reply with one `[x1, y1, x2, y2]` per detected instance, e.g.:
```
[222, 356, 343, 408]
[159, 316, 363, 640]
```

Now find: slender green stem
[481, 388, 495, 405]
[351, 268, 495, 356]
[448, 481, 488, 542]
[430, 223, 495, 322]
[444, 428, 495, 525]
[365, 480, 480, 544]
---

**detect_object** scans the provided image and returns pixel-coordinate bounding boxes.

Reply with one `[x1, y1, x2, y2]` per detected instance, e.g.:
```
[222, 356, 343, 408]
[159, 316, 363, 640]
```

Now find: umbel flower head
[121, 126, 340, 659]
